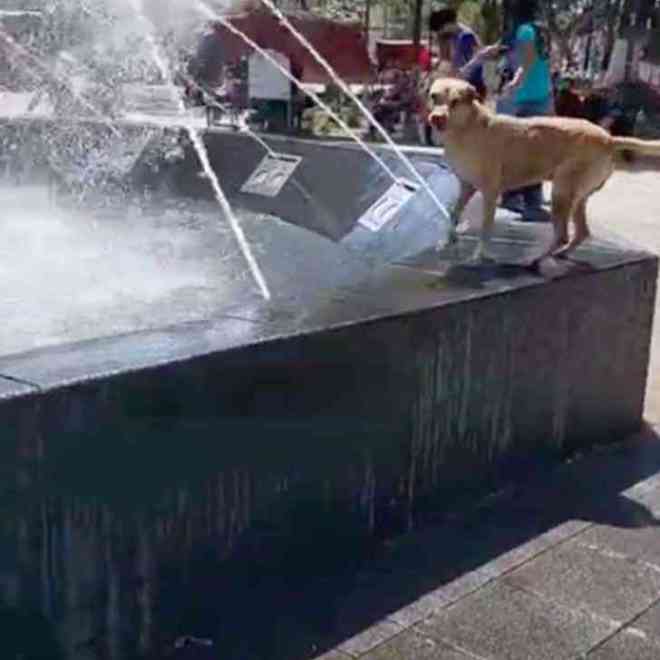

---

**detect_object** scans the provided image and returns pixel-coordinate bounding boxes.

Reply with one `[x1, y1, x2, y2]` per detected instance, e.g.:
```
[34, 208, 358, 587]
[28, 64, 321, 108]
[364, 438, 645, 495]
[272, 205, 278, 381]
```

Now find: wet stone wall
[0, 256, 656, 658]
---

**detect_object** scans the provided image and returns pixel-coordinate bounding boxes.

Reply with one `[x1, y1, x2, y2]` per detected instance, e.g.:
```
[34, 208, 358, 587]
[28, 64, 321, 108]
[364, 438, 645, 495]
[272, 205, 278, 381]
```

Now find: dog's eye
[431, 93, 441, 105]
[449, 99, 459, 108]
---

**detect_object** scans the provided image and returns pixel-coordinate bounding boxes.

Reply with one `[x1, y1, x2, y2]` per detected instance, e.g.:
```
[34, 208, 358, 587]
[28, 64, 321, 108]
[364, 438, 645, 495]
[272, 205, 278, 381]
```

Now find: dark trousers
[502, 97, 553, 209]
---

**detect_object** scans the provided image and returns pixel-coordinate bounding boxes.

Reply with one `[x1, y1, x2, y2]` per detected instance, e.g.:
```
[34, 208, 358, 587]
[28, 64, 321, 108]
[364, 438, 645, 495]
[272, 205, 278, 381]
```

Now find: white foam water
[0, 186, 246, 357]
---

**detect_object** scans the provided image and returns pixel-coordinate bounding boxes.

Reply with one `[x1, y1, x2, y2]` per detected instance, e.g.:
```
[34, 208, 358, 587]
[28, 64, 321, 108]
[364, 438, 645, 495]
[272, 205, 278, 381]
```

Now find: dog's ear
[429, 79, 446, 104]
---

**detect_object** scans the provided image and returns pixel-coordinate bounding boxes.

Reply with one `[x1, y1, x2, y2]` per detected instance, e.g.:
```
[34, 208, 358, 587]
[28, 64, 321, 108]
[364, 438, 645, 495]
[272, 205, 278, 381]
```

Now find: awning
[205, 8, 373, 84]
[375, 39, 431, 70]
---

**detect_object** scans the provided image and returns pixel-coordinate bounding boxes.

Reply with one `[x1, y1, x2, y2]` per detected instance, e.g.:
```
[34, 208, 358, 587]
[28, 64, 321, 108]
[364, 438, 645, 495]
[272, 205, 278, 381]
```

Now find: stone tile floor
[311, 427, 660, 659]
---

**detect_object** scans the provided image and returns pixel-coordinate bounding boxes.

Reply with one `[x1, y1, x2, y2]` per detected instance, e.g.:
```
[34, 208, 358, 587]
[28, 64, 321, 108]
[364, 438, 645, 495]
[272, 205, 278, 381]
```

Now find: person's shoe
[521, 206, 552, 223]
[500, 195, 525, 215]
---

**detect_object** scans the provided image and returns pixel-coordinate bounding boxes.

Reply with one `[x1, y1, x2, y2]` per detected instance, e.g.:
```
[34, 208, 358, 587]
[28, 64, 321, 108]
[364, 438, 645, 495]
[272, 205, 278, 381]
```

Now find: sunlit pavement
[590, 164, 660, 426]
[314, 166, 660, 660]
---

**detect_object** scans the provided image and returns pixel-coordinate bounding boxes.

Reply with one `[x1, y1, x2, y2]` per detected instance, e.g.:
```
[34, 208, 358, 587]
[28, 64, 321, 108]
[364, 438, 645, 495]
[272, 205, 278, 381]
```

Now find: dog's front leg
[470, 191, 497, 263]
[446, 180, 476, 246]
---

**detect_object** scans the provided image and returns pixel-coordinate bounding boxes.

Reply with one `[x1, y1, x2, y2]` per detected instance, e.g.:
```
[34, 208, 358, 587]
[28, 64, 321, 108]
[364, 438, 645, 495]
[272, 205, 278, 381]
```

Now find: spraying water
[0, 27, 122, 137]
[256, 0, 451, 223]
[195, 1, 405, 188]
[197, 88, 278, 155]
[127, 0, 271, 300]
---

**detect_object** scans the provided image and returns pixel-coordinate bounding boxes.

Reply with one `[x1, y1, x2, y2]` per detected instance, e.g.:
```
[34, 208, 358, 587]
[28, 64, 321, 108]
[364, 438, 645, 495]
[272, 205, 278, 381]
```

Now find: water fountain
[254, 0, 452, 222]
[0, 2, 655, 659]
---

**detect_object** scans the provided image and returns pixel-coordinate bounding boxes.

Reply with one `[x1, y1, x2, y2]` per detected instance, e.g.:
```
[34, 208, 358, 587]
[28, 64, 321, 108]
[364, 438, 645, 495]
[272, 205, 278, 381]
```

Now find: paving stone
[634, 479, 660, 514]
[622, 471, 660, 504]
[336, 620, 404, 657]
[504, 539, 660, 623]
[418, 582, 615, 660]
[430, 566, 495, 605]
[587, 628, 660, 659]
[386, 590, 450, 627]
[310, 650, 353, 660]
[576, 523, 660, 570]
[475, 520, 592, 579]
[360, 628, 474, 660]
[633, 599, 660, 641]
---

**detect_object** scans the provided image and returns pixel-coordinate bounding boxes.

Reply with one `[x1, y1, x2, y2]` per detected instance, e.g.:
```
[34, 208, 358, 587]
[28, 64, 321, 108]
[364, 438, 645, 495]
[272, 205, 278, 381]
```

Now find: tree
[534, 0, 626, 71]
[310, 0, 501, 45]
[412, 0, 423, 53]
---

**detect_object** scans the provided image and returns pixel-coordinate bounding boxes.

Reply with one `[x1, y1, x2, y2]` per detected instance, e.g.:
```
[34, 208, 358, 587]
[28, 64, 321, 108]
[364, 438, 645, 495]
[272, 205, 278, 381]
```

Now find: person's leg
[496, 95, 522, 210]
[516, 99, 553, 220]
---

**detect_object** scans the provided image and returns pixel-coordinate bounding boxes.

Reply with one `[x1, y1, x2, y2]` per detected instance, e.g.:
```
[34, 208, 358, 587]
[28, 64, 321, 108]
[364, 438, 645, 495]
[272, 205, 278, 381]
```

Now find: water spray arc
[0, 27, 121, 137]
[195, 1, 406, 189]
[127, 0, 271, 300]
[256, 0, 451, 224]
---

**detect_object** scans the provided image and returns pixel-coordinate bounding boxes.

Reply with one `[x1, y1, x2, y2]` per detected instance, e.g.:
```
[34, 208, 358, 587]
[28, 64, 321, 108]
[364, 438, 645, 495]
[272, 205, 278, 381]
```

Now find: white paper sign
[248, 49, 291, 101]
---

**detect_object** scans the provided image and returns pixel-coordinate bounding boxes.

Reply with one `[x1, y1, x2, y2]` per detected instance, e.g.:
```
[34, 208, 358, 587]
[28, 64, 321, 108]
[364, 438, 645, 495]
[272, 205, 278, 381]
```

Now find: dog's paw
[436, 231, 458, 252]
[468, 244, 496, 264]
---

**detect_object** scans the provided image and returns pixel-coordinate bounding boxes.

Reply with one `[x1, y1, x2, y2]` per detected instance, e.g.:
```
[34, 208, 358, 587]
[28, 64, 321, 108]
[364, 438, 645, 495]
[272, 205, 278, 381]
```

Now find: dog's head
[427, 78, 478, 131]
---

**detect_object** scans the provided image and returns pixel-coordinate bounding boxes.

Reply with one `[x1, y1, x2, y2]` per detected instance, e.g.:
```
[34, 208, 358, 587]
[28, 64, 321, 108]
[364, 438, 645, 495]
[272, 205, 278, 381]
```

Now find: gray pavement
[312, 427, 660, 660]
[313, 165, 660, 660]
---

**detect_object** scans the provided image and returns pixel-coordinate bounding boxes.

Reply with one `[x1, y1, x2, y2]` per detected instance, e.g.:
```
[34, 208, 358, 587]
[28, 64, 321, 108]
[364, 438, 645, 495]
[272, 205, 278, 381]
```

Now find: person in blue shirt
[500, 6, 553, 221]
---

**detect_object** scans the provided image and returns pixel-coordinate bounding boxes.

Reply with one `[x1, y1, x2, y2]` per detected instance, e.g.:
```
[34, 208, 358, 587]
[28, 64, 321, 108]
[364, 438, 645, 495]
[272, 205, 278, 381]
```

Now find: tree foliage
[535, 0, 626, 69]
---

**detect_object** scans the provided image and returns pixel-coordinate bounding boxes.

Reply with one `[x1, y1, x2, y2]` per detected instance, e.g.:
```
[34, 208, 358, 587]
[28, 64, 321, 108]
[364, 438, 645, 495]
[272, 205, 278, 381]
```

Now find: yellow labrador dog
[428, 77, 660, 262]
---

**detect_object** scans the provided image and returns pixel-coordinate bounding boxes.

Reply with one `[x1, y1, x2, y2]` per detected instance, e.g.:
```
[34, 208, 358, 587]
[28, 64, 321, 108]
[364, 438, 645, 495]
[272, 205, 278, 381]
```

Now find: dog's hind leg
[554, 161, 613, 259]
[535, 181, 574, 262]
[553, 196, 591, 258]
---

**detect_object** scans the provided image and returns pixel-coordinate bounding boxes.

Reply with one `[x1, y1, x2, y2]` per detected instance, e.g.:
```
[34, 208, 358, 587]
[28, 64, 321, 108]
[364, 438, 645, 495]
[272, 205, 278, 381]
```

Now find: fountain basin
[0, 120, 656, 505]
[0, 117, 656, 658]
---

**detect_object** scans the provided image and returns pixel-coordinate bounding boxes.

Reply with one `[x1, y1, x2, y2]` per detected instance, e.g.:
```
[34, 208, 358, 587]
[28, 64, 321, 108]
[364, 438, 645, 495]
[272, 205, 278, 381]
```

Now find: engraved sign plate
[357, 179, 417, 232]
[240, 153, 302, 197]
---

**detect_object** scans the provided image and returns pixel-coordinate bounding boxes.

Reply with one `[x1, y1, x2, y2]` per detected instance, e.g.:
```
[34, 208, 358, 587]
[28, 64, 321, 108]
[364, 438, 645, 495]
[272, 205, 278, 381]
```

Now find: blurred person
[429, 7, 486, 100]
[371, 60, 416, 136]
[554, 76, 585, 119]
[418, 28, 502, 145]
[499, 3, 553, 222]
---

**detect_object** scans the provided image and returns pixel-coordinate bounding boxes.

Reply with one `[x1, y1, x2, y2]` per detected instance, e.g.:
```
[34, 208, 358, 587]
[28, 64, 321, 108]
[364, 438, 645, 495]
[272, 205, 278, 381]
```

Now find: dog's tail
[611, 136, 660, 157]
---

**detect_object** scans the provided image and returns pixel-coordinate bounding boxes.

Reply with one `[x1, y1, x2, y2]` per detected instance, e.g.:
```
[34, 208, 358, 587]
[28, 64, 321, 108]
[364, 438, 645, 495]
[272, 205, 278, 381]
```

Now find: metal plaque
[241, 153, 302, 197]
[357, 179, 418, 232]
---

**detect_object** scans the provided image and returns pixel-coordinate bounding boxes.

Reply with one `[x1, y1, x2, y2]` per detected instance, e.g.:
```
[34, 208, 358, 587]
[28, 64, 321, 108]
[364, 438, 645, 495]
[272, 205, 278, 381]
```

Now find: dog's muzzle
[429, 110, 447, 131]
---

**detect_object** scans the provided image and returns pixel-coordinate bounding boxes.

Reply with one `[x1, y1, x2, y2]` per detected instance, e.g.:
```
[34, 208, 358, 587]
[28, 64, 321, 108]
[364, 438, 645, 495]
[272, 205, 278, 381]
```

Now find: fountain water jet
[0, 27, 122, 137]
[127, 0, 271, 300]
[256, 0, 451, 227]
[195, 1, 410, 192]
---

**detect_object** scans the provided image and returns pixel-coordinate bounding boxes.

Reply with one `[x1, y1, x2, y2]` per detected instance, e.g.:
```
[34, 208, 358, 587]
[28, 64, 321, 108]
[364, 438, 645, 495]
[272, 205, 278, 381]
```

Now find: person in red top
[418, 45, 432, 72]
